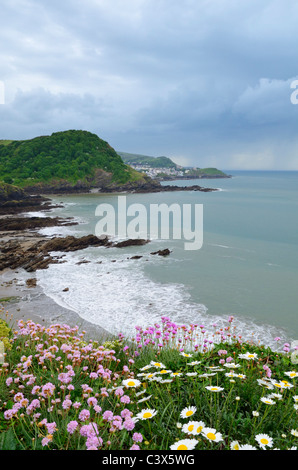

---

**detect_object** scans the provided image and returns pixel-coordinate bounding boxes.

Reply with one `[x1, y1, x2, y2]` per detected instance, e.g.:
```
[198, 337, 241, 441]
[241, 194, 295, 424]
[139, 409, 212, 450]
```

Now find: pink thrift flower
[62, 399, 72, 410]
[120, 395, 130, 404]
[67, 421, 78, 434]
[123, 418, 135, 431]
[86, 435, 103, 450]
[46, 422, 57, 434]
[103, 410, 113, 422]
[79, 409, 90, 422]
[133, 433, 143, 443]
[87, 397, 98, 407]
[41, 436, 52, 447]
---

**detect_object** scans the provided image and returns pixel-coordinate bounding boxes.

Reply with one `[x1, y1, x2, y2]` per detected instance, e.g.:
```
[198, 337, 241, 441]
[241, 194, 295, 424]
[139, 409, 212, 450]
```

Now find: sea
[30, 171, 298, 350]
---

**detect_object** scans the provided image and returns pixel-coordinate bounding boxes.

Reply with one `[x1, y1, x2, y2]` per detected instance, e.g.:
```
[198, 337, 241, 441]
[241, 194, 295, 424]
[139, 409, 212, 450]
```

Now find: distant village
[128, 163, 188, 179]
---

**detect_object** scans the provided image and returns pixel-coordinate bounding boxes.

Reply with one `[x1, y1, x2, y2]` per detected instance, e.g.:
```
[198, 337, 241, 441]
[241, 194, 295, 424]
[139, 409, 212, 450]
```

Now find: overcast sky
[1, 0, 298, 170]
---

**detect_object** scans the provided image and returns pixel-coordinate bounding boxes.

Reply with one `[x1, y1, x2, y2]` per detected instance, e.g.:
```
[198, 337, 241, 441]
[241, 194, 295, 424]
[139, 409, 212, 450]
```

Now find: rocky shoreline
[0, 187, 174, 337]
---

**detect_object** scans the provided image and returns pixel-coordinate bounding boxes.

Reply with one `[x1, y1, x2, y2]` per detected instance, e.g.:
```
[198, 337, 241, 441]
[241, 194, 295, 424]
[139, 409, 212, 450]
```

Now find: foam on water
[37, 246, 291, 350]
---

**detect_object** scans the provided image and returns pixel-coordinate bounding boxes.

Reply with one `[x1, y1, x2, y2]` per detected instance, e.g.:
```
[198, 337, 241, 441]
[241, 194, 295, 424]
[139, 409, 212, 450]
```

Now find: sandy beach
[0, 267, 111, 341]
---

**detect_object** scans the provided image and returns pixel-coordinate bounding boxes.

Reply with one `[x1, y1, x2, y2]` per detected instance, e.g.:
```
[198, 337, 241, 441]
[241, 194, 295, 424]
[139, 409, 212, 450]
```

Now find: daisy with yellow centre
[230, 440, 240, 450]
[180, 352, 193, 358]
[170, 439, 198, 451]
[180, 406, 197, 419]
[205, 386, 224, 392]
[136, 409, 158, 420]
[238, 352, 258, 360]
[202, 427, 223, 443]
[140, 365, 152, 371]
[223, 363, 241, 369]
[122, 378, 141, 388]
[257, 378, 274, 390]
[255, 433, 273, 449]
[182, 420, 205, 435]
[284, 371, 298, 378]
[170, 372, 183, 377]
[144, 373, 157, 379]
[260, 397, 276, 405]
[150, 361, 166, 368]
[281, 380, 293, 388]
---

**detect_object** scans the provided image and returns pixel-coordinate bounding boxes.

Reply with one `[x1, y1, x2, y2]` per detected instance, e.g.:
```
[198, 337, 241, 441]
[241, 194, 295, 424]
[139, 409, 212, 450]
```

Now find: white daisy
[230, 440, 240, 450]
[223, 363, 241, 369]
[255, 433, 273, 449]
[137, 395, 152, 404]
[150, 361, 166, 368]
[267, 393, 283, 401]
[135, 408, 158, 420]
[205, 386, 224, 392]
[122, 378, 142, 388]
[180, 352, 193, 358]
[238, 352, 258, 360]
[239, 444, 257, 450]
[257, 379, 274, 390]
[170, 439, 198, 450]
[236, 374, 246, 379]
[180, 406, 197, 419]
[260, 397, 276, 405]
[139, 364, 152, 371]
[202, 427, 223, 443]
[182, 421, 205, 435]
[284, 371, 298, 378]
[225, 372, 237, 378]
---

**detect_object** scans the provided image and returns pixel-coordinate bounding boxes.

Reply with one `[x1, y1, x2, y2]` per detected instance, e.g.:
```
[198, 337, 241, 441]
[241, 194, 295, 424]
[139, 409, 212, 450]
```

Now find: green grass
[0, 309, 297, 451]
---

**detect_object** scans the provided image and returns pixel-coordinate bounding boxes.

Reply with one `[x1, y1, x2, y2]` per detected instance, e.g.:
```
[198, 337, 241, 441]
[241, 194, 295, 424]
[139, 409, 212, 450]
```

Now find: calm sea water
[34, 171, 298, 347]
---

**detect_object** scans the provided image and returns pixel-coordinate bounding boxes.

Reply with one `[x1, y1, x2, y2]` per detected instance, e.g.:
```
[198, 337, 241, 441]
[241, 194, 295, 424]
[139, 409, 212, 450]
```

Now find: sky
[1, 0, 298, 170]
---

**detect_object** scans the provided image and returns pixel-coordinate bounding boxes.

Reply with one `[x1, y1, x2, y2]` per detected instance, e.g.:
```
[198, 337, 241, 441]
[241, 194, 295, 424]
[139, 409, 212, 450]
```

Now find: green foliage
[118, 152, 178, 169]
[0, 315, 297, 451]
[0, 130, 137, 187]
[0, 319, 12, 351]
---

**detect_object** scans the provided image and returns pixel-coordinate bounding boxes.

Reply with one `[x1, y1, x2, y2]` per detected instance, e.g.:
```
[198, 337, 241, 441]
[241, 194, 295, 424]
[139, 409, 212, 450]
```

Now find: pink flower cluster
[2, 319, 139, 450]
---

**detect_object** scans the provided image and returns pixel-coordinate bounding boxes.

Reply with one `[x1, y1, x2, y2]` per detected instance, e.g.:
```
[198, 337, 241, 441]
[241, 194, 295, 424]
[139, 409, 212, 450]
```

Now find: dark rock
[39, 234, 111, 253]
[26, 278, 37, 288]
[113, 239, 150, 248]
[0, 216, 77, 232]
[150, 249, 171, 256]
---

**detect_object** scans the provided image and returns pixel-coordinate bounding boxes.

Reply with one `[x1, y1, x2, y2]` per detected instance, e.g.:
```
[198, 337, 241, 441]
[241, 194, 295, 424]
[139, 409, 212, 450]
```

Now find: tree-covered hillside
[0, 130, 141, 187]
[118, 152, 177, 168]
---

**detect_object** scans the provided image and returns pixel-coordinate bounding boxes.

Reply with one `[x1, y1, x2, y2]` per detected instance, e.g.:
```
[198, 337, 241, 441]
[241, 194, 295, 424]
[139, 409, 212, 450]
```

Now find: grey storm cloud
[1, 0, 298, 169]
